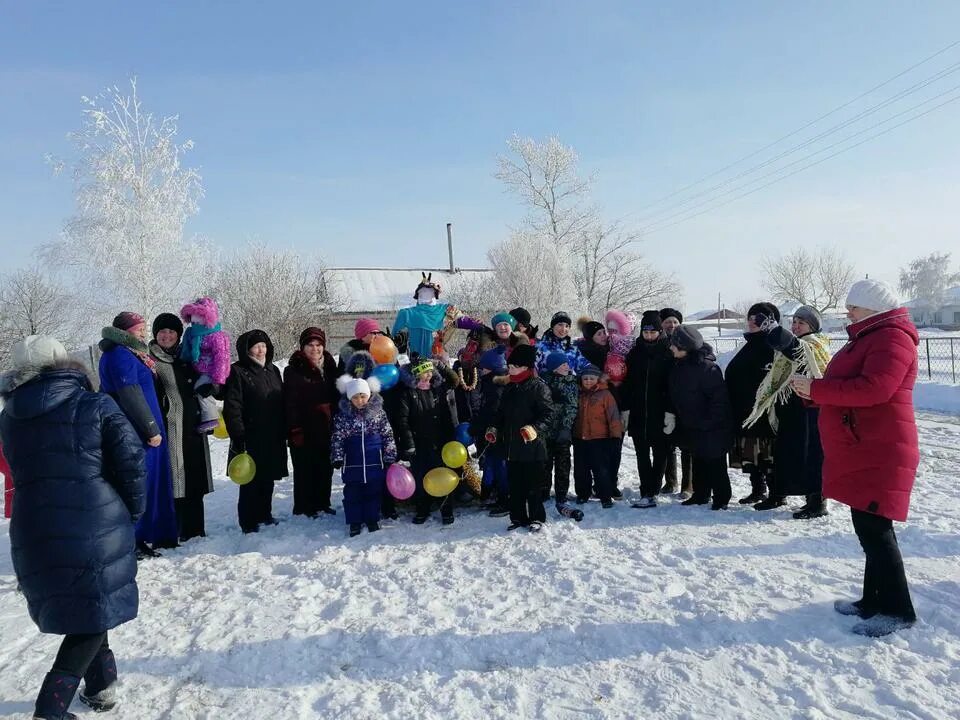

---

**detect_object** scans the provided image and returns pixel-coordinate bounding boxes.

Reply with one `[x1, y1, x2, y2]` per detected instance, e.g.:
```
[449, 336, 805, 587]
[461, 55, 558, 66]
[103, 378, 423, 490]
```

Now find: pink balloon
[386, 463, 416, 500]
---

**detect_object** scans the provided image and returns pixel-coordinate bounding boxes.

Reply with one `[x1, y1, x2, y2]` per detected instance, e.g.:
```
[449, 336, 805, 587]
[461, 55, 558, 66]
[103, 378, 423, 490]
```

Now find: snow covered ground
[1, 413, 959, 719]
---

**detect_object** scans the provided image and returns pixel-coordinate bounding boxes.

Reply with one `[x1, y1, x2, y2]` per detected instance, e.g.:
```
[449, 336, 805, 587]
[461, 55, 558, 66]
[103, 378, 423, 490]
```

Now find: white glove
[663, 412, 676, 436]
[398, 460, 412, 468]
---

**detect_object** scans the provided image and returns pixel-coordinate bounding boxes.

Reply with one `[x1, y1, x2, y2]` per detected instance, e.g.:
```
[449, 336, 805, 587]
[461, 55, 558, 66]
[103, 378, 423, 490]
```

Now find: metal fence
[712, 336, 960, 385]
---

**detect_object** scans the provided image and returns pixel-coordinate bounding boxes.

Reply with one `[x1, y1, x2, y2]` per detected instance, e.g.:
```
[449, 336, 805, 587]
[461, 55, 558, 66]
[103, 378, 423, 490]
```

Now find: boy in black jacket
[486, 344, 555, 532]
[470, 349, 511, 516]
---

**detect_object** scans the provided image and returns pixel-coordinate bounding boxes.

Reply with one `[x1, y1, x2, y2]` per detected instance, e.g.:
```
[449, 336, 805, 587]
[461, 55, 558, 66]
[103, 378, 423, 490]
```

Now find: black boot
[349, 523, 363, 537]
[793, 494, 828, 519]
[754, 495, 786, 511]
[34, 671, 80, 720]
[738, 471, 767, 504]
[78, 647, 118, 712]
[366, 521, 380, 532]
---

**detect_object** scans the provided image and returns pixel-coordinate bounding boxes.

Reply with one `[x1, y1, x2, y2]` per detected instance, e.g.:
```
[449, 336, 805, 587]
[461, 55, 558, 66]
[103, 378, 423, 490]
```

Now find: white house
[905, 286, 960, 328]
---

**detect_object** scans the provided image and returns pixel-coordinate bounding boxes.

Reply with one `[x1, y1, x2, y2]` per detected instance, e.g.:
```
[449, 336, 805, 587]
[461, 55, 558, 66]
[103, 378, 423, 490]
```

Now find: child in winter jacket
[179, 297, 231, 434]
[573, 365, 623, 507]
[396, 359, 459, 525]
[331, 377, 397, 537]
[541, 351, 579, 509]
[470, 348, 511, 516]
[666, 326, 734, 510]
[488, 344, 555, 531]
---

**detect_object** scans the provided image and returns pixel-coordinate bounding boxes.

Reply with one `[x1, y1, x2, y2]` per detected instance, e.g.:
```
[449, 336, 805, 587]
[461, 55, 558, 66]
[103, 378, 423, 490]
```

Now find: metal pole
[446, 223, 455, 273]
[951, 338, 956, 384]
[926, 338, 932, 380]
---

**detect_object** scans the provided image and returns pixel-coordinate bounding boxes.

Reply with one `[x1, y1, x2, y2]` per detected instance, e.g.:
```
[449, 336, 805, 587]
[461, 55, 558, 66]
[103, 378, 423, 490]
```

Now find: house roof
[326, 267, 492, 312]
[904, 286, 960, 309]
[687, 308, 744, 321]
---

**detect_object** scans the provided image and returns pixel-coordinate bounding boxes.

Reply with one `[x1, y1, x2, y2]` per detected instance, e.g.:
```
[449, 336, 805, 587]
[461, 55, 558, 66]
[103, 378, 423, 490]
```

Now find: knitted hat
[112, 311, 146, 332]
[582, 321, 605, 342]
[846, 279, 900, 313]
[11, 335, 68, 370]
[412, 359, 435, 377]
[509, 307, 532, 327]
[491, 312, 518, 330]
[550, 311, 573, 329]
[659, 307, 683, 324]
[545, 351, 569, 372]
[479, 348, 507, 374]
[605, 309, 633, 336]
[346, 378, 371, 399]
[354, 318, 381, 340]
[640, 310, 662, 333]
[792, 305, 822, 334]
[152, 313, 184, 340]
[299, 326, 327, 349]
[507, 343, 537, 369]
[748, 302, 781, 324]
[580, 363, 603, 379]
[671, 325, 704, 352]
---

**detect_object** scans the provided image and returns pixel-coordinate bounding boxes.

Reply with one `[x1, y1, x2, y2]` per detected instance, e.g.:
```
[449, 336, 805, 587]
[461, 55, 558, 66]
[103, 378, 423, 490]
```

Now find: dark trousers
[508, 460, 546, 525]
[238, 474, 275, 532]
[343, 478, 383, 525]
[634, 437, 670, 497]
[691, 455, 732, 506]
[545, 440, 572, 503]
[851, 509, 917, 620]
[611, 435, 624, 491]
[413, 451, 453, 519]
[665, 447, 694, 493]
[53, 632, 109, 678]
[291, 445, 334, 516]
[174, 496, 206, 541]
[574, 439, 616, 502]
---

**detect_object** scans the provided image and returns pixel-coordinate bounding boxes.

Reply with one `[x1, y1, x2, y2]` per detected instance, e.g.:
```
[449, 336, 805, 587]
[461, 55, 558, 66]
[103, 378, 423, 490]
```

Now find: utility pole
[717, 292, 721, 335]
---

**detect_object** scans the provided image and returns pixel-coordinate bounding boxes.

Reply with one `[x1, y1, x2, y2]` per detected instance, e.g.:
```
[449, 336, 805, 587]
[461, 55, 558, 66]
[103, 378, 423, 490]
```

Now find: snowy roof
[904, 286, 960, 309]
[326, 267, 492, 312]
[687, 308, 744, 321]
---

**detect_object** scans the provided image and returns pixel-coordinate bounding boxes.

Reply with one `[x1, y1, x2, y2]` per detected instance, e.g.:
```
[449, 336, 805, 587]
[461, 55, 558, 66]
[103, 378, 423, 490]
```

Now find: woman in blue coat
[98, 311, 178, 557]
[0, 335, 146, 719]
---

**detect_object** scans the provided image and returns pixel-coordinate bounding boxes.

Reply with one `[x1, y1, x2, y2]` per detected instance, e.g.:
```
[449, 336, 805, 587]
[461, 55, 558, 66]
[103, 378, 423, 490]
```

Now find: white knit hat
[845, 279, 900, 313]
[11, 335, 68, 370]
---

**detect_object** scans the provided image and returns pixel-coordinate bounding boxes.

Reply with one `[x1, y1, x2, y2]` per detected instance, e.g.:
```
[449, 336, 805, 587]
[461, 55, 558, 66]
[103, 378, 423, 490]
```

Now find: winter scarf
[100, 326, 156, 373]
[744, 333, 832, 432]
[180, 322, 222, 365]
[510, 369, 533, 384]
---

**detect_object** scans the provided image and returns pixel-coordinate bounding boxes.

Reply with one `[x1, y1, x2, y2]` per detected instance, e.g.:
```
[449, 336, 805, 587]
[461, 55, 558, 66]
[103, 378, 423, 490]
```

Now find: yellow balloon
[213, 412, 229, 439]
[228, 452, 256, 485]
[441, 441, 468, 469]
[423, 467, 459, 498]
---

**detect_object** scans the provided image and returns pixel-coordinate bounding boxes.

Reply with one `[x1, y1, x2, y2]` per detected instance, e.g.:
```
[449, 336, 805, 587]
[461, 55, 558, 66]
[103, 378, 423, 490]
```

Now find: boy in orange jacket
[573, 365, 623, 508]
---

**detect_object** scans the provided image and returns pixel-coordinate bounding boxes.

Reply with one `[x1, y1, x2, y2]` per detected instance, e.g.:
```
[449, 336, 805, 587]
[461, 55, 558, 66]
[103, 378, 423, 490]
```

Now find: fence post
[926, 339, 932, 380]
[952, 338, 956, 384]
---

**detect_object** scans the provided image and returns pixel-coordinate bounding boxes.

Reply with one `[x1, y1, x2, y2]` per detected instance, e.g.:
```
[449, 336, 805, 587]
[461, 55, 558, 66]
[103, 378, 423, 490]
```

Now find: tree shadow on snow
[121, 600, 896, 690]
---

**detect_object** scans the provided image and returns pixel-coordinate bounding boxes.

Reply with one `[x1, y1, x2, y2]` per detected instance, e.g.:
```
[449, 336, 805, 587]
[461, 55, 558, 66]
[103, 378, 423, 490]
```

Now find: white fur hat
[336, 374, 381, 397]
[846, 279, 900, 313]
[12, 335, 68, 370]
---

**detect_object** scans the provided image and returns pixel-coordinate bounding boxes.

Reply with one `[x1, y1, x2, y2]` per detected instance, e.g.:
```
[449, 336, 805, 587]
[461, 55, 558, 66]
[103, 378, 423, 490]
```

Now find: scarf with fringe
[743, 333, 831, 433]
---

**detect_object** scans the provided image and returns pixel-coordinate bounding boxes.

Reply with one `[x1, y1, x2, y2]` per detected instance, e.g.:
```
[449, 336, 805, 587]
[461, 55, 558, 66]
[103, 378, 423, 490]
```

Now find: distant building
[905, 286, 960, 328]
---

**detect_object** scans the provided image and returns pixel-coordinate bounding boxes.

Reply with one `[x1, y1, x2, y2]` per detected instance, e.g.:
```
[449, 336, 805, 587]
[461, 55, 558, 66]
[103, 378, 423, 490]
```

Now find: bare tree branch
[760, 248, 855, 313]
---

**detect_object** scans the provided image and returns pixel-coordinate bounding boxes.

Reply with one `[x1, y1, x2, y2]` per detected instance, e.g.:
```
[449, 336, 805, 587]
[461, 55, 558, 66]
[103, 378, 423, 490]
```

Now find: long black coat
[621, 338, 673, 442]
[724, 332, 775, 438]
[668, 348, 733, 459]
[494, 375, 555, 462]
[0, 364, 145, 635]
[395, 367, 456, 457]
[283, 349, 338, 448]
[223, 330, 289, 481]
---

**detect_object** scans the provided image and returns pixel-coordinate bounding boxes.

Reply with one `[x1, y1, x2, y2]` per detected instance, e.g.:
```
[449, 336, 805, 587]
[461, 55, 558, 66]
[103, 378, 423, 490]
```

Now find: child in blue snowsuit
[331, 377, 397, 537]
[470, 349, 511, 516]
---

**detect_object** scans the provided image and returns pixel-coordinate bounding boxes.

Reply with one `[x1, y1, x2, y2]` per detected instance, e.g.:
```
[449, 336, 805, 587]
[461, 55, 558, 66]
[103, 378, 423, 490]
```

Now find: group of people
[0, 275, 925, 718]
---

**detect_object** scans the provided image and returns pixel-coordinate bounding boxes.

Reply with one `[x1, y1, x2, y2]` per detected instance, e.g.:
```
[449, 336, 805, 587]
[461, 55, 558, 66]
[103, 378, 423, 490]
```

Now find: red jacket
[810, 308, 919, 521]
[1, 443, 11, 519]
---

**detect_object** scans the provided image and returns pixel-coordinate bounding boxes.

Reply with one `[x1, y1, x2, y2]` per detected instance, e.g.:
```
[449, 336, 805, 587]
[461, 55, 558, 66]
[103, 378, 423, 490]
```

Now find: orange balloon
[370, 335, 398, 364]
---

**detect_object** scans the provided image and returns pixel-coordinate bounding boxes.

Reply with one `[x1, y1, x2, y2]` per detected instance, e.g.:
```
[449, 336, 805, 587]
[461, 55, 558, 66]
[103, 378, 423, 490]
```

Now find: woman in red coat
[792, 279, 918, 637]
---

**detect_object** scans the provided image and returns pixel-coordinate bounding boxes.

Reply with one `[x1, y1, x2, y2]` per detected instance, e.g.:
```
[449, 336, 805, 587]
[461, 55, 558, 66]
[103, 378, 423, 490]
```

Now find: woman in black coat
[149, 313, 214, 541]
[725, 303, 780, 508]
[223, 329, 288, 533]
[0, 336, 145, 718]
[666, 326, 734, 510]
[284, 327, 339, 517]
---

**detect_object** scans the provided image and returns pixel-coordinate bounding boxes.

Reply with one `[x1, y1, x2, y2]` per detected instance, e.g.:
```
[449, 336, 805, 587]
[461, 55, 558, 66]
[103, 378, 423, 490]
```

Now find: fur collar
[100, 325, 148, 354]
[1, 359, 92, 398]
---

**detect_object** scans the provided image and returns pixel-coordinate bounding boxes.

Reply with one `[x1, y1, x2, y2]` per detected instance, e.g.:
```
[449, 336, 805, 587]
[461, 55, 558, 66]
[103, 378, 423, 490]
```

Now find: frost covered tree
[495, 134, 678, 317]
[43, 78, 209, 329]
[898, 252, 960, 322]
[211, 242, 343, 359]
[760, 248, 855, 314]
[0, 266, 78, 369]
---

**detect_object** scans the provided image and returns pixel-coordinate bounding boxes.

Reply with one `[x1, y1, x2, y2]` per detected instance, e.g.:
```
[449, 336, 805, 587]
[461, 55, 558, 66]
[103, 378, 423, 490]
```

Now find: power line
[630, 38, 960, 215]
[639, 90, 960, 236]
[633, 59, 960, 226]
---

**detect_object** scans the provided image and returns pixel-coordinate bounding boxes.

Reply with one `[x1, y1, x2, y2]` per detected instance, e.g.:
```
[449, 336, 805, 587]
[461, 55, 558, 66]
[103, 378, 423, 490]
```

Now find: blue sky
[2, 1, 959, 312]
